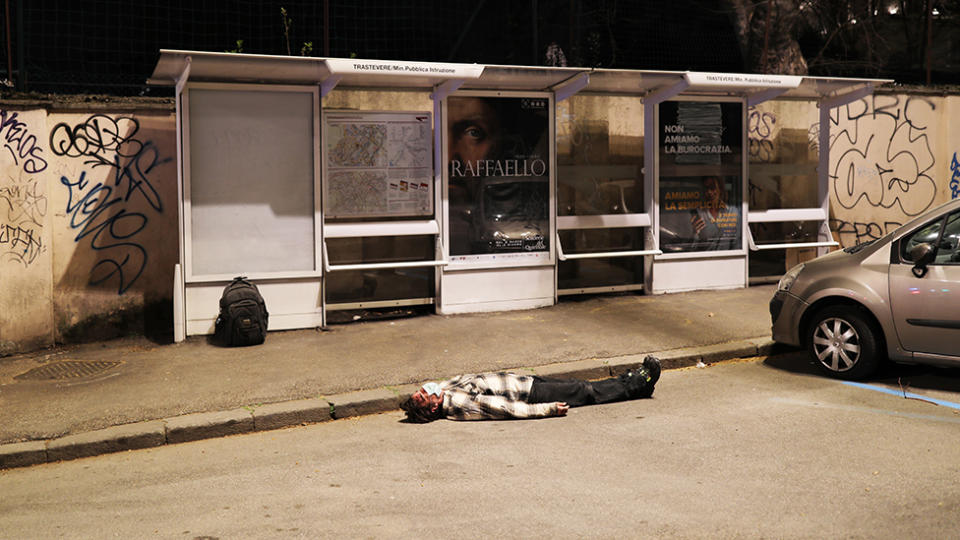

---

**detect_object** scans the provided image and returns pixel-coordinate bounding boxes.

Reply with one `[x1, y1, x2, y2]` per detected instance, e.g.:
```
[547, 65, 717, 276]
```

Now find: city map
[324, 113, 433, 218]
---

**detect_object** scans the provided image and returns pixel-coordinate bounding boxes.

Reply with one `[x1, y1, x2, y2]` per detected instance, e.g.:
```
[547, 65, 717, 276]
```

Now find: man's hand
[691, 213, 705, 234]
[556, 402, 569, 416]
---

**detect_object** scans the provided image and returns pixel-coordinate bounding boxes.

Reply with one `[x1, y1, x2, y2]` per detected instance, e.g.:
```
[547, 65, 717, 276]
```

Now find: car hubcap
[813, 317, 861, 372]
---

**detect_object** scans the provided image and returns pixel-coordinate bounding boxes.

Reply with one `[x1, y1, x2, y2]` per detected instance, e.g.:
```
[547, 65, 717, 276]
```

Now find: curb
[0, 338, 776, 470]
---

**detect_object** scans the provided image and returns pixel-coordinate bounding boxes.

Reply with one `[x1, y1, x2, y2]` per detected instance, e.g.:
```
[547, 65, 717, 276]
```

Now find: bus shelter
[149, 50, 890, 340]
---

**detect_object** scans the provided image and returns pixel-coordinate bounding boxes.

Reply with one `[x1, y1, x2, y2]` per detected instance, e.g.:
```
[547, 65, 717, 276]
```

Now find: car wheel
[807, 306, 881, 380]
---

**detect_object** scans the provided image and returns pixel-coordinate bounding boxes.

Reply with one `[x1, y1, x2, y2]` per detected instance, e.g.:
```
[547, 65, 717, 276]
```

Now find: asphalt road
[2, 352, 959, 539]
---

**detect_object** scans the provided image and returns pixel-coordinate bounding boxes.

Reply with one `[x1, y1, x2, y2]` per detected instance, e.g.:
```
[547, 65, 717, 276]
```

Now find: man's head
[399, 383, 445, 423]
[703, 176, 727, 206]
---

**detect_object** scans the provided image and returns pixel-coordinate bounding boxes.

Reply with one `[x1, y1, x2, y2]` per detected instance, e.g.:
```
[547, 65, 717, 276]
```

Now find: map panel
[324, 112, 433, 218]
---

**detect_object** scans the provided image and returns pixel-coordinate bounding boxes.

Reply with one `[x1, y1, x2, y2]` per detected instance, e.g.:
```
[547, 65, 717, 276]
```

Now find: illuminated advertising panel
[658, 100, 743, 253]
[447, 95, 550, 263]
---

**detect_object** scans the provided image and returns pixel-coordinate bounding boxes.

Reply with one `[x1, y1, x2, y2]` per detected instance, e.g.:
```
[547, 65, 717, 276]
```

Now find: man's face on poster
[704, 176, 723, 206]
[448, 97, 501, 172]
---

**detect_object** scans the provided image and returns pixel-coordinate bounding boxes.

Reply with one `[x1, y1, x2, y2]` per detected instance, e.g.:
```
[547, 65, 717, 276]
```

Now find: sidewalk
[0, 285, 780, 469]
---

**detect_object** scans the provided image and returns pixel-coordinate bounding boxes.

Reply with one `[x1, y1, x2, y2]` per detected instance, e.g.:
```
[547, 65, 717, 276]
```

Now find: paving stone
[165, 409, 253, 444]
[252, 398, 332, 431]
[605, 353, 667, 376]
[46, 421, 166, 462]
[0, 440, 48, 469]
[651, 347, 704, 370]
[699, 340, 759, 363]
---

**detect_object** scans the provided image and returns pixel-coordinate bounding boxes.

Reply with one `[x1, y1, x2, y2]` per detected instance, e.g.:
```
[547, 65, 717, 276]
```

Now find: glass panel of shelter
[320, 90, 439, 318]
[745, 99, 827, 282]
[658, 99, 744, 255]
[555, 94, 647, 294]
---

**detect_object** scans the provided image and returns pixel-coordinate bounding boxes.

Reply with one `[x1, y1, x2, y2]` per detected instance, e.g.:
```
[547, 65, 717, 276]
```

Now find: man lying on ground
[400, 355, 661, 423]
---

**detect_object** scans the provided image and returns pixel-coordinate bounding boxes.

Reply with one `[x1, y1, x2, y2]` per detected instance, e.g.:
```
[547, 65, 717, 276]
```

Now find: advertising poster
[447, 96, 550, 263]
[658, 101, 743, 252]
[324, 112, 433, 219]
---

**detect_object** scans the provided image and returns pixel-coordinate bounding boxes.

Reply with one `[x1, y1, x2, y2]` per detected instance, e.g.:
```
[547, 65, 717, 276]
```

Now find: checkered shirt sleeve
[440, 372, 558, 420]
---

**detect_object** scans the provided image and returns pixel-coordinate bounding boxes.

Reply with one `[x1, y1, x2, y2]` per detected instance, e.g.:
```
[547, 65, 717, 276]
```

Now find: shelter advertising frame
[179, 81, 324, 336]
[441, 90, 557, 270]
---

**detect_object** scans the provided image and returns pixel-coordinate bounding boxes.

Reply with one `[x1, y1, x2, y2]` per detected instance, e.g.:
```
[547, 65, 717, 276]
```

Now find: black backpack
[215, 277, 268, 346]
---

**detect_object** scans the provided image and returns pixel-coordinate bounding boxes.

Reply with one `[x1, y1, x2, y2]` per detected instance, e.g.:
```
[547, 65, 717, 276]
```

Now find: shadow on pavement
[763, 347, 960, 394]
[761, 347, 820, 377]
[871, 364, 960, 394]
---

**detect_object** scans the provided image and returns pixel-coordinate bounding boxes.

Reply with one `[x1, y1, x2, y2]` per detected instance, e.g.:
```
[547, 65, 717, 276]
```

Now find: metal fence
[0, 0, 755, 95]
[3, 0, 953, 96]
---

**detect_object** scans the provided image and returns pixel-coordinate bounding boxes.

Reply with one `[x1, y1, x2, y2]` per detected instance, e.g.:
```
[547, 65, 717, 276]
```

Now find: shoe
[626, 356, 660, 398]
[643, 355, 661, 387]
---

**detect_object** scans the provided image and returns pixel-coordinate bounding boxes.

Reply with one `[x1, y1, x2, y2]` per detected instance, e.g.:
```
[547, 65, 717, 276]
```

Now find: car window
[935, 212, 960, 264]
[902, 218, 944, 261]
[901, 211, 960, 264]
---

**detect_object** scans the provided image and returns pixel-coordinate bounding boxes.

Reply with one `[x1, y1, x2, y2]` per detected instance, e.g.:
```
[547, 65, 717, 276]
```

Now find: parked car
[771, 198, 960, 380]
[473, 176, 549, 253]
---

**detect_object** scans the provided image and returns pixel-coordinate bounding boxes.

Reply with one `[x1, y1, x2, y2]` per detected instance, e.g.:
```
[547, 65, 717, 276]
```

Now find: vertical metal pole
[641, 78, 690, 293]
[532, 0, 538, 64]
[925, 0, 933, 85]
[16, 0, 24, 90]
[323, 0, 330, 57]
[818, 101, 831, 257]
[5, 0, 12, 84]
[817, 84, 873, 255]
[643, 100, 657, 293]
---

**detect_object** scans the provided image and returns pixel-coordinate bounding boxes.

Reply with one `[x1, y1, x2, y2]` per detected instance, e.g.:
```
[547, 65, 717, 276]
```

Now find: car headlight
[777, 263, 805, 292]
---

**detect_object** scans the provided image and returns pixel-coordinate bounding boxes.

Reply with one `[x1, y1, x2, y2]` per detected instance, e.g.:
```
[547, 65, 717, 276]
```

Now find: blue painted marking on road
[842, 381, 960, 410]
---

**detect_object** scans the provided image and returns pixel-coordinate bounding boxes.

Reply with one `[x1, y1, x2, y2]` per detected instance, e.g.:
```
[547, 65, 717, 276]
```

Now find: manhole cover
[15, 360, 122, 381]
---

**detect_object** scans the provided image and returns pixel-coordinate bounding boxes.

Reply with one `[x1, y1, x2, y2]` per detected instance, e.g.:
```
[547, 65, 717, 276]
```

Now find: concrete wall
[826, 92, 959, 246]
[1, 89, 958, 355]
[1, 102, 177, 354]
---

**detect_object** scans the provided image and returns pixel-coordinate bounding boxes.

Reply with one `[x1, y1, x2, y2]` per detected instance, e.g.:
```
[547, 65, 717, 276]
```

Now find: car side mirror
[910, 242, 935, 277]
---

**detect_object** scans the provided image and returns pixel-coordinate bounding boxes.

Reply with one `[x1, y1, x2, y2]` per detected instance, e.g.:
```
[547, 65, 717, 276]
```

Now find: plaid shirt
[439, 372, 559, 420]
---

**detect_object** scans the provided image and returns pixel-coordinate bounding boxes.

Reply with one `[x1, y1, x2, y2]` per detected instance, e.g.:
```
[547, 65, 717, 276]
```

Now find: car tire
[806, 306, 881, 380]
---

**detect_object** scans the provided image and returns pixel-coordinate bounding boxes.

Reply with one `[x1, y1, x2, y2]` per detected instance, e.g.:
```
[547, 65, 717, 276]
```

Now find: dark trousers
[527, 374, 642, 408]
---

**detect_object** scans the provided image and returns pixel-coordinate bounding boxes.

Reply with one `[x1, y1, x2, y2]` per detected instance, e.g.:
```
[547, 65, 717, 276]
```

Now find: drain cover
[15, 360, 122, 381]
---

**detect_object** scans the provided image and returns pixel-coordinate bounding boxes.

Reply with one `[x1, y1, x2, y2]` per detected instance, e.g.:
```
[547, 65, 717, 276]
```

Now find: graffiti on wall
[51, 115, 168, 294]
[951, 152, 959, 200]
[830, 95, 937, 218]
[829, 218, 903, 247]
[1, 110, 47, 266]
[0, 174, 47, 266]
[828, 95, 938, 247]
[50, 115, 164, 213]
[747, 107, 776, 163]
[1, 110, 49, 174]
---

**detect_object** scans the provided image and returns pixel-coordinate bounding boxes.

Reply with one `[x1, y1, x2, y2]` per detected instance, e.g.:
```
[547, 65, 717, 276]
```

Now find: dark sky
[10, 0, 743, 94]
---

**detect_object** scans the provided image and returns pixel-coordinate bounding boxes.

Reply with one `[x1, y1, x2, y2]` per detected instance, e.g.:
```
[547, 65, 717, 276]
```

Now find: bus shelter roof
[149, 49, 892, 101]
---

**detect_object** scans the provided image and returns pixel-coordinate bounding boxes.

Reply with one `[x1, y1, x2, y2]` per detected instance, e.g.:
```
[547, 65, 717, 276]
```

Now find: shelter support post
[817, 84, 874, 256]
[173, 56, 191, 343]
[430, 79, 464, 306]
[641, 79, 690, 292]
[320, 74, 342, 97]
[552, 72, 590, 102]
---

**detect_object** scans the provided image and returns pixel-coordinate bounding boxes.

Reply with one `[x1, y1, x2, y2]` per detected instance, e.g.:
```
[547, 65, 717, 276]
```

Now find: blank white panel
[185, 280, 322, 336]
[439, 267, 554, 313]
[650, 257, 746, 293]
[188, 88, 316, 276]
